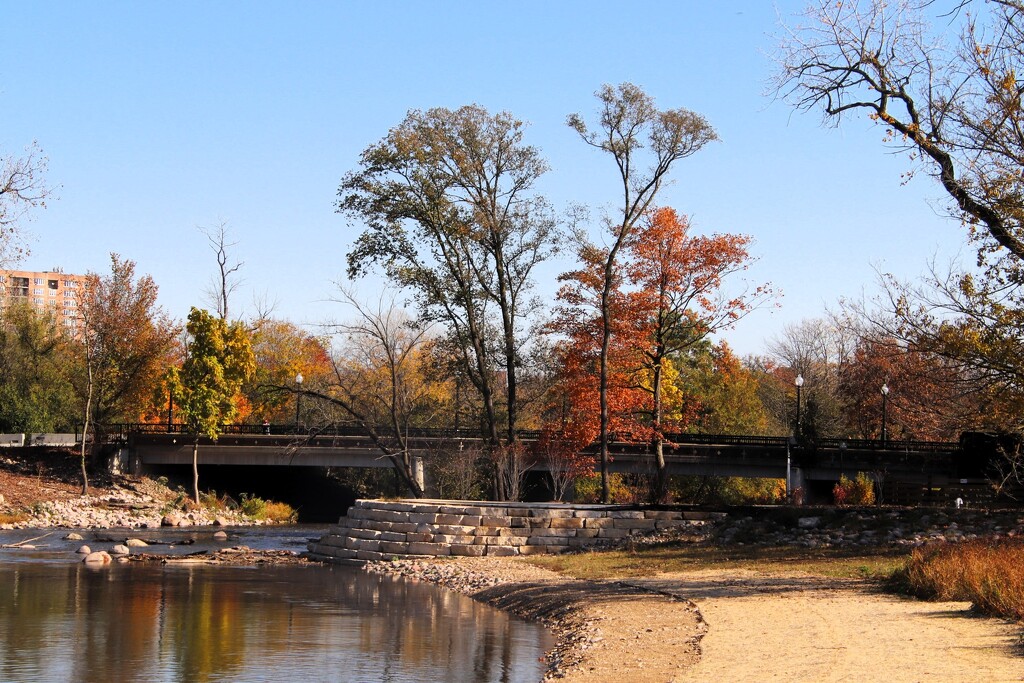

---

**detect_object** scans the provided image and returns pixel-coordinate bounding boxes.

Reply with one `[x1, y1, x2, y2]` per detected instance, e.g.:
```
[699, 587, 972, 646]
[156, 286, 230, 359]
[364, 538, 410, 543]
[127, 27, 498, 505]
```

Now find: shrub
[895, 539, 1024, 621]
[262, 501, 298, 523]
[574, 473, 640, 504]
[239, 493, 266, 518]
[833, 472, 875, 506]
[668, 475, 786, 505]
[199, 489, 234, 511]
[239, 493, 297, 522]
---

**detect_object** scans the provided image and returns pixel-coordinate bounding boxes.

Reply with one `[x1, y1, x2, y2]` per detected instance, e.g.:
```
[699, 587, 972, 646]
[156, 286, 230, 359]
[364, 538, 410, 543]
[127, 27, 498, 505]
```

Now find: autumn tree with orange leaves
[624, 208, 772, 499]
[550, 208, 770, 501]
[567, 84, 717, 502]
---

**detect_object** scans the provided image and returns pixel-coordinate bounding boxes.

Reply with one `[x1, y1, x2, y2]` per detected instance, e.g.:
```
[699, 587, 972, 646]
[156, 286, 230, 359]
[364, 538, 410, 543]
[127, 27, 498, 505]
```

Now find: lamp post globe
[881, 383, 889, 445]
[794, 374, 804, 438]
[295, 372, 304, 433]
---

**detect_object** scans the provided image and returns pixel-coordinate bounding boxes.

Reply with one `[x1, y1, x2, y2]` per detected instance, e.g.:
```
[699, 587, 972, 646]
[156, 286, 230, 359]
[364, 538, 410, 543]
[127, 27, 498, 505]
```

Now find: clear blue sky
[0, 1, 965, 356]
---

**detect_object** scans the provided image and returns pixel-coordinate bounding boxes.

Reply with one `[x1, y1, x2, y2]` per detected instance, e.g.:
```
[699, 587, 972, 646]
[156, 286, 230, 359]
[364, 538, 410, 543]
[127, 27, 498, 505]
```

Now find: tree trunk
[192, 438, 200, 504]
[652, 359, 668, 503]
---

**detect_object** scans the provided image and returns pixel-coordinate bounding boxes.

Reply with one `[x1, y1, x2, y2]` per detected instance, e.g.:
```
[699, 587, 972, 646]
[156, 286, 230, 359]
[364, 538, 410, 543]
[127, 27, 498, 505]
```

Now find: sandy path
[628, 569, 1024, 683]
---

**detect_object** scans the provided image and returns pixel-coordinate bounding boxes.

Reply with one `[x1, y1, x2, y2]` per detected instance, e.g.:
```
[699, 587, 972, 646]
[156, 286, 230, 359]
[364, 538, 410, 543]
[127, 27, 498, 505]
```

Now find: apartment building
[0, 268, 89, 334]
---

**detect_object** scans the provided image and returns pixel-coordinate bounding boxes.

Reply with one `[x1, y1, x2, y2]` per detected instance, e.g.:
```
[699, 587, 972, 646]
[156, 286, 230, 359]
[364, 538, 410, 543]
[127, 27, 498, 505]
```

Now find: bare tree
[766, 317, 857, 438]
[566, 83, 717, 502]
[0, 141, 51, 265]
[200, 221, 244, 321]
[775, 0, 1024, 272]
[297, 287, 444, 497]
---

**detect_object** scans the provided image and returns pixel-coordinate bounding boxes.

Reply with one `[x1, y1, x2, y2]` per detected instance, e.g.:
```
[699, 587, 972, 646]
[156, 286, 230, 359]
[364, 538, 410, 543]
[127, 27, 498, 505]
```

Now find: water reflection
[0, 562, 551, 682]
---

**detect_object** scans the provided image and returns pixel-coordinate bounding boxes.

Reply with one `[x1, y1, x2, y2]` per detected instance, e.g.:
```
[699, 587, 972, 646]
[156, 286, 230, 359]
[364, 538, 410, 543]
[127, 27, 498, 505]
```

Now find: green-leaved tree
[170, 308, 255, 503]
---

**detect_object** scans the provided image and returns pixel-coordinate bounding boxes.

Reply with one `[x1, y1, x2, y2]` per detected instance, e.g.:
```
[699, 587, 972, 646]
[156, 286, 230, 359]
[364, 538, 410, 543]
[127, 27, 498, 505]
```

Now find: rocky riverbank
[0, 449, 285, 530]
[712, 505, 1024, 549]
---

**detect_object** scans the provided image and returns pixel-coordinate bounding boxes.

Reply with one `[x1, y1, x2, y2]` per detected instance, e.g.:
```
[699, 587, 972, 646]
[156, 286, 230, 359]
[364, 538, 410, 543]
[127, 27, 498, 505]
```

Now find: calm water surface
[0, 526, 552, 682]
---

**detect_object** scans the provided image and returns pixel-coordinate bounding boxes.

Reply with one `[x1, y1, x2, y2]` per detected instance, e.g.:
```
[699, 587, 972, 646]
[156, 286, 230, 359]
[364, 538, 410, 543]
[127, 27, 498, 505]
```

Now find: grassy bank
[526, 538, 908, 581]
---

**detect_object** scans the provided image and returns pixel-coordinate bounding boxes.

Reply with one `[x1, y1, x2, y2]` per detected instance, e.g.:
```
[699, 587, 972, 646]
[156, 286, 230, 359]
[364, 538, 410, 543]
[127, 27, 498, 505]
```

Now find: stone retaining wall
[308, 499, 723, 563]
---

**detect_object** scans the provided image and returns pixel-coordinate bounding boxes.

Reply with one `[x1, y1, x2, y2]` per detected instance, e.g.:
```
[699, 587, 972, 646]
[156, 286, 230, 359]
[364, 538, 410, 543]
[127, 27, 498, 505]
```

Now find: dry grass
[0, 511, 30, 525]
[894, 539, 1024, 621]
[526, 539, 907, 581]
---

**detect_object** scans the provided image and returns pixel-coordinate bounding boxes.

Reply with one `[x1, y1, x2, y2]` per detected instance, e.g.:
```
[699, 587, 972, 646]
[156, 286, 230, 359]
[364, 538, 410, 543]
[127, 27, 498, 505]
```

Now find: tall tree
[0, 141, 50, 265]
[838, 335, 980, 441]
[766, 317, 857, 438]
[75, 254, 180, 429]
[623, 207, 771, 498]
[338, 104, 557, 451]
[170, 308, 256, 503]
[567, 85, 717, 501]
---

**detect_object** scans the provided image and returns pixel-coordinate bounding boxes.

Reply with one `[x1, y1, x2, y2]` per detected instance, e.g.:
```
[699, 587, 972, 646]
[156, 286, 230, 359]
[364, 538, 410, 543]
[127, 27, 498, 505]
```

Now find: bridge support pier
[790, 466, 806, 505]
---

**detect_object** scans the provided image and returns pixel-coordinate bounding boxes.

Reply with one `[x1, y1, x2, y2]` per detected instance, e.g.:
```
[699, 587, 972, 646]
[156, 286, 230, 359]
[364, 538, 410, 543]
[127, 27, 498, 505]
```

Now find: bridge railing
[97, 423, 959, 456]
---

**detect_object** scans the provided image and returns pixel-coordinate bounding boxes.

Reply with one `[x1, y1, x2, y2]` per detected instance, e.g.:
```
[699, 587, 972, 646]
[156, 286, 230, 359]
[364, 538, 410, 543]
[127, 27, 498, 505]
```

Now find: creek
[0, 526, 552, 682]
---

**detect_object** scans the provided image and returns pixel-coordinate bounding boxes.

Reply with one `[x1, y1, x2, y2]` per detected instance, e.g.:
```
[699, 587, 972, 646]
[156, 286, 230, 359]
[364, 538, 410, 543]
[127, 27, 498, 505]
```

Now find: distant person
[262, 419, 271, 435]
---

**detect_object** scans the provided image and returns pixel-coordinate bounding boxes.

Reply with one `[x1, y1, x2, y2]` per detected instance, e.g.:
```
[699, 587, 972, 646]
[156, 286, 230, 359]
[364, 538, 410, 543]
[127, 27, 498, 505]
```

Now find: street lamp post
[295, 372, 304, 433]
[881, 383, 889, 446]
[788, 373, 804, 505]
[794, 374, 804, 438]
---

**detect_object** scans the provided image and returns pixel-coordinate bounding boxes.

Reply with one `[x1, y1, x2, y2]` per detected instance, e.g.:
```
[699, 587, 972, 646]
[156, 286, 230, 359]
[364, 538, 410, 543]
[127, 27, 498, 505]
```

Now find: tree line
[7, 0, 1024, 505]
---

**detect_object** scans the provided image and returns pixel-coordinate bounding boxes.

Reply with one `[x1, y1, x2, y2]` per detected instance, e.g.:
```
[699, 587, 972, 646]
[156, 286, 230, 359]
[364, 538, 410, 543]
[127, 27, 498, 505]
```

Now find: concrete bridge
[114, 425, 975, 497]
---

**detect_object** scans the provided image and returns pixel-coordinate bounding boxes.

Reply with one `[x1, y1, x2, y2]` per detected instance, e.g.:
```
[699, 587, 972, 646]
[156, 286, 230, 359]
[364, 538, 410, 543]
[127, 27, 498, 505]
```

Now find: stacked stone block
[309, 499, 724, 563]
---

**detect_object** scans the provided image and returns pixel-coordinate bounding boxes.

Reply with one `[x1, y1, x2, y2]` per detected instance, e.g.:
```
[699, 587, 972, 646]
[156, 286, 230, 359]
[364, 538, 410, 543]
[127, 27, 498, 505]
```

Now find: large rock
[83, 551, 112, 565]
[161, 512, 182, 527]
[125, 538, 148, 547]
[110, 544, 130, 555]
[76, 545, 92, 554]
[66, 532, 84, 541]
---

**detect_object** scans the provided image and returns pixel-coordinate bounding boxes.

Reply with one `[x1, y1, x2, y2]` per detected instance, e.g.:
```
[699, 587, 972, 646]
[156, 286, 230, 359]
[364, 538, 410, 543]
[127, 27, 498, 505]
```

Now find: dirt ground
[0, 448, 118, 509]
[451, 558, 1023, 682]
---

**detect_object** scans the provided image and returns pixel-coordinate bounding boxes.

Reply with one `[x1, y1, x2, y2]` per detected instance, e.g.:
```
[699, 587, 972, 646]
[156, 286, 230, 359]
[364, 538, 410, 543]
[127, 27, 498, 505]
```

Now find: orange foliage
[547, 207, 771, 447]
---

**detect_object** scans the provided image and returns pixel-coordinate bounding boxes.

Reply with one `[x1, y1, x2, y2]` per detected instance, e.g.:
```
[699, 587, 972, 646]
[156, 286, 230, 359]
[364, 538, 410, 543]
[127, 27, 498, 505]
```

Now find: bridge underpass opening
[140, 464, 410, 522]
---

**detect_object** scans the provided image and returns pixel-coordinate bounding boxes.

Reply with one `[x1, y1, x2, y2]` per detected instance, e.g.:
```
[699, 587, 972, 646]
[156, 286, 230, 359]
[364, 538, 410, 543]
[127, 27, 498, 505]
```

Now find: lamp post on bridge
[788, 373, 804, 505]
[295, 372, 303, 434]
[881, 383, 889, 446]
[794, 374, 804, 438]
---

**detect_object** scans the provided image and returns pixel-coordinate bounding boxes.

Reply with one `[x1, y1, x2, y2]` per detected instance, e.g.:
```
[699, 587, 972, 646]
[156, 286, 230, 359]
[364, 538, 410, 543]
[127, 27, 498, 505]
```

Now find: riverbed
[0, 526, 554, 682]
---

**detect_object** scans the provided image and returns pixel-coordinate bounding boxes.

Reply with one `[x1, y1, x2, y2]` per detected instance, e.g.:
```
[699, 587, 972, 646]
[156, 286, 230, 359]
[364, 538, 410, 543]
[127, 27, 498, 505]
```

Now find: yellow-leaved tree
[169, 308, 255, 503]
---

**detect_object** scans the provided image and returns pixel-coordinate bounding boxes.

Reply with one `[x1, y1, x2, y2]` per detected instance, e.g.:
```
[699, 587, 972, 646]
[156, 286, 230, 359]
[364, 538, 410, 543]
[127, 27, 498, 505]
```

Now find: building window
[33, 297, 44, 305]
[63, 280, 78, 288]
[33, 288, 43, 295]
[11, 277, 29, 296]
[33, 278, 43, 285]
[48, 280, 58, 290]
